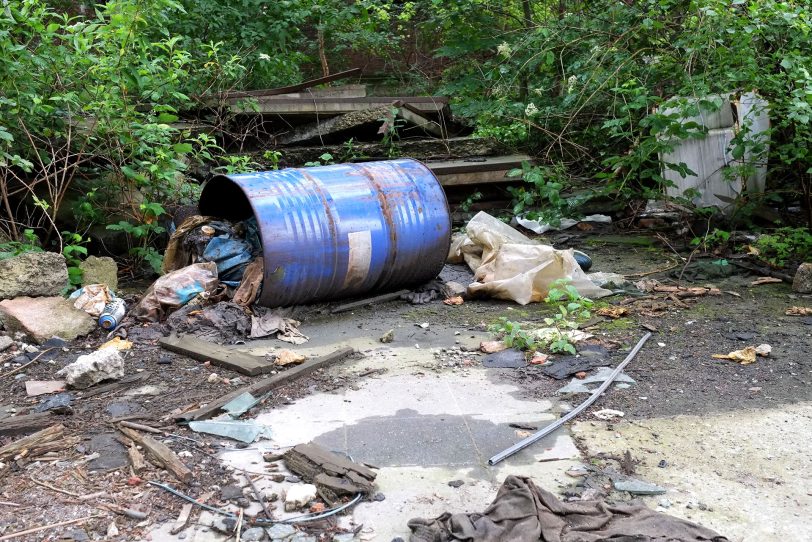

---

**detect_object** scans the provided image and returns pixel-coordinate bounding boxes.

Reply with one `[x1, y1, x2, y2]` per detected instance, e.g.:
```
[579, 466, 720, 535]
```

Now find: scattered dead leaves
[596, 306, 629, 319]
[786, 306, 812, 316]
[712, 344, 771, 365]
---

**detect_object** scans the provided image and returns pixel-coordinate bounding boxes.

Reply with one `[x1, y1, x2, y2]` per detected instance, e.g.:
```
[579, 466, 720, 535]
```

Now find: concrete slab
[572, 402, 812, 542]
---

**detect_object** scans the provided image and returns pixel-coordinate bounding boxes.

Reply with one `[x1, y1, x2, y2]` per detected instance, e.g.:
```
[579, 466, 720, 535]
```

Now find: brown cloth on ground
[233, 258, 264, 306]
[407, 476, 728, 542]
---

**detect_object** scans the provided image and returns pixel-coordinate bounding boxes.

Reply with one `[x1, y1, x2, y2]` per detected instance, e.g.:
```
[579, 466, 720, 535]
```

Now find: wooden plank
[159, 335, 274, 376]
[0, 412, 55, 437]
[218, 68, 362, 99]
[330, 290, 410, 314]
[170, 503, 194, 535]
[232, 96, 449, 115]
[435, 169, 514, 187]
[80, 371, 151, 399]
[127, 443, 146, 473]
[0, 424, 64, 461]
[118, 425, 192, 484]
[284, 442, 376, 504]
[395, 101, 447, 138]
[263, 84, 366, 100]
[427, 154, 533, 175]
[175, 346, 355, 422]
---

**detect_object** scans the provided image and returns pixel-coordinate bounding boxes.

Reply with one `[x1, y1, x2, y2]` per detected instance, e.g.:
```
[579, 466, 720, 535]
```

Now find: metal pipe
[488, 332, 652, 466]
[148, 481, 362, 524]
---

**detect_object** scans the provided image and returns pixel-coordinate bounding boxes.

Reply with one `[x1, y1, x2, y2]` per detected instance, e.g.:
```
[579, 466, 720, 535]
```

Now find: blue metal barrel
[199, 159, 451, 307]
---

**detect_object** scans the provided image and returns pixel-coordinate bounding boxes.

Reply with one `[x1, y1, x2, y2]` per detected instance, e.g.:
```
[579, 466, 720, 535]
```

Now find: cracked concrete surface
[149, 312, 812, 542]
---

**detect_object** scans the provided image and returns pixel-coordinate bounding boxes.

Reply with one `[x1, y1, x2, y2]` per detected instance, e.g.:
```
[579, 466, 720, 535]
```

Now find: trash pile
[125, 215, 309, 344]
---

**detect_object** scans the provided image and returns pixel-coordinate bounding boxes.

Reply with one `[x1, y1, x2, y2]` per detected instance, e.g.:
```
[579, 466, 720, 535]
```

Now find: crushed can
[99, 298, 126, 330]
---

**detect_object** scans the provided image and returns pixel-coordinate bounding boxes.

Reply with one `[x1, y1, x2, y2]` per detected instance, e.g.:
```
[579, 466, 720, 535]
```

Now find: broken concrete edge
[174, 345, 357, 422]
[0, 296, 96, 344]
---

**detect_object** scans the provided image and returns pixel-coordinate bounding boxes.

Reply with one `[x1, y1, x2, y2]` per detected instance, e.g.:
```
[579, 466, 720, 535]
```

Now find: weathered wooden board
[284, 442, 376, 504]
[160, 335, 274, 376]
[175, 346, 356, 422]
[0, 412, 56, 437]
[118, 424, 192, 484]
[232, 96, 448, 115]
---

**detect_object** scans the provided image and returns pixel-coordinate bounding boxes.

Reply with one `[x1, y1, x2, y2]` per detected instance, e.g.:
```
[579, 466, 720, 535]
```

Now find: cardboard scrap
[25, 380, 66, 397]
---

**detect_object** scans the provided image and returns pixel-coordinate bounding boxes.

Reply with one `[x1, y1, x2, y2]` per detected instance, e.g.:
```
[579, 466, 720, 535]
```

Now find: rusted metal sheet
[199, 159, 451, 307]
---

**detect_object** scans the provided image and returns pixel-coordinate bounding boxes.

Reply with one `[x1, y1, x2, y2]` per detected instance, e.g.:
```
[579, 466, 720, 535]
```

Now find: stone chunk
[0, 251, 68, 299]
[267, 524, 296, 540]
[57, 349, 124, 389]
[612, 478, 667, 495]
[80, 256, 118, 290]
[792, 262, 812, 293]
[284, 484, 318, 512]
[0, 296, 96, 344]
[241, 527, 267, 542]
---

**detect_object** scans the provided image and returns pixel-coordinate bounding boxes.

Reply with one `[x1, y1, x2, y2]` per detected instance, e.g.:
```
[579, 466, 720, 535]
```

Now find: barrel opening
[199, 175, 254, 222]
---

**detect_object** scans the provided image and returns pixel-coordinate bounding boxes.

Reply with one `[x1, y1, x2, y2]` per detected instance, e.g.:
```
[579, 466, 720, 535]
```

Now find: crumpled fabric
[163, 215, 263, 285]
[166, 300, 251, 341]
[408, 475, 728, 542]
[233, 258, 264, 306]
[69, 283, 115, 317]
[449, 212, 610, 304]
[250, 307, 309, 344]
[163, 215, 216, 273]
[133, 262, 219, 322]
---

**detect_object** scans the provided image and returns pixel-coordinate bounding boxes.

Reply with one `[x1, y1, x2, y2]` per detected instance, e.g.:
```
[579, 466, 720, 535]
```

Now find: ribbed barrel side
[199, 158, 451, 307]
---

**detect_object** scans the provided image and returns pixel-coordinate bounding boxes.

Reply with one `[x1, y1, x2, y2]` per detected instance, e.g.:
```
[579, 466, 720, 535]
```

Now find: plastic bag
[133, 262, 219, 322]
[453, 212, 611, 304]
[69, 284, 115, 317]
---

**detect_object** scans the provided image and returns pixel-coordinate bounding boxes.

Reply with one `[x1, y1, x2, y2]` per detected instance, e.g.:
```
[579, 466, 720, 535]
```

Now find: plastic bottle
[99, 298, 126, 330]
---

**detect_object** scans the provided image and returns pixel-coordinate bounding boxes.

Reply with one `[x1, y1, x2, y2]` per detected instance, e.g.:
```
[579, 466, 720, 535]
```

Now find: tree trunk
[317, 27, 330, 78]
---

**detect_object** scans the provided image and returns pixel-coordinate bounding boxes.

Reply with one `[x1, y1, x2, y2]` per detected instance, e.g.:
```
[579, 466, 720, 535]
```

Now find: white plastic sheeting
[448, 212, 611, 304]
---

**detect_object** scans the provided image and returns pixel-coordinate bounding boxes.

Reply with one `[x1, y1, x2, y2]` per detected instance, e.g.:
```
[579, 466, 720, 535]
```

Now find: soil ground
[0, 230, 809, 541]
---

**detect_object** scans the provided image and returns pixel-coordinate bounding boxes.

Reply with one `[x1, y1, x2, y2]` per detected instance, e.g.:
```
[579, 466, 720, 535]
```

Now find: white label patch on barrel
[344, 230, 372, 289]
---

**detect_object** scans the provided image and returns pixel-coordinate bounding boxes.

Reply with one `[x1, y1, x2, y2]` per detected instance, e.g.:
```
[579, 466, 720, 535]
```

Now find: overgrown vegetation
[489, 279, 593, 355]
[1, 0, 810, 277]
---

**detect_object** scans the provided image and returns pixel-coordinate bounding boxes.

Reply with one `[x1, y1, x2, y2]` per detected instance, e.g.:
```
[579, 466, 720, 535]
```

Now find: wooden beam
[263, 84, 366, 100]
[0, 412, 56, 437]
[0, 424, 64, 462]
[427, 154, 533, 175]
[330, 290, 410, 314]
[231, 96, 448, 115]
[175, 346, 355, 422]
[118, 425, 192, 484]
[217, 68, 362, 99]
[435, 169, 514, 187]
[394, 101, 447, 138]
[160, 335, 275, 376]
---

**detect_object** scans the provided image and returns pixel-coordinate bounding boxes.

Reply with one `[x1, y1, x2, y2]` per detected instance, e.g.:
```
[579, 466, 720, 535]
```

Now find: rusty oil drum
[199, 159, 452, 307]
